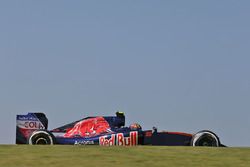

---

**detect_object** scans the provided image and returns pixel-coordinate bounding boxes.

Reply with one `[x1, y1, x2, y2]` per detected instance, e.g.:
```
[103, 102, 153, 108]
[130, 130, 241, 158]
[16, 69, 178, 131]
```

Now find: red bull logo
[99, 131, 138, 146]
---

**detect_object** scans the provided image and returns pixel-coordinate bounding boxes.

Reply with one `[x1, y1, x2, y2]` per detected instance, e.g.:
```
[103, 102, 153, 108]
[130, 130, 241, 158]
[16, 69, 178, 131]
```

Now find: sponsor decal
[145, 131, 152, 137]
[99, 134, 115, 146]
[17, 120, 45, 129]
[74, 140, 95, 145]
[99, 131, 138, 146]
[64, 117, 111, 138]
[17, 116, 38, 121]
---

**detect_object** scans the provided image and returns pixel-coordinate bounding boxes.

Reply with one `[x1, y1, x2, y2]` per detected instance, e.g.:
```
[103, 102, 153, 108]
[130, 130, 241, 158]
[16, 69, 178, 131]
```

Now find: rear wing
[16, 113, 48, 144]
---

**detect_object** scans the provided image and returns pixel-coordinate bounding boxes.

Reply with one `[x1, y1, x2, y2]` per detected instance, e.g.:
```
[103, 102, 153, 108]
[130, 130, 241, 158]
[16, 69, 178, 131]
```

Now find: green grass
[0, 145, 250, 167]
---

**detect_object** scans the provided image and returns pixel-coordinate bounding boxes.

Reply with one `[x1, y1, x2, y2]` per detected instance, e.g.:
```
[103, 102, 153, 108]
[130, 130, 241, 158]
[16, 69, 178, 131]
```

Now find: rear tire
[191, 130, 220, 147]
[28, 130, 55, 145]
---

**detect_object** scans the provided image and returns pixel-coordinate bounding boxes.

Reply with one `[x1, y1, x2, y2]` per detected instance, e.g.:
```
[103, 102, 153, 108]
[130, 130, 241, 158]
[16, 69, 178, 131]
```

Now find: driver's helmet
[129, 123, 142, 130]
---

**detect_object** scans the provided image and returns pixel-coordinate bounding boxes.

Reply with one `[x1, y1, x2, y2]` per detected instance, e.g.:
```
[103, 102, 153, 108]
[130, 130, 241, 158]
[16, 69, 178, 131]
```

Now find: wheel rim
[195, 134, 218, 146]
[29, 131, 54, 145]
[35, 138, 48, 145]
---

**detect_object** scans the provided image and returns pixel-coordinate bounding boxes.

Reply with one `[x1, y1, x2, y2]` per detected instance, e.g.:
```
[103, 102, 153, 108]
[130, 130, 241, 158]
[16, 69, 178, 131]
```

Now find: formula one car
[16, 112, 225, 147]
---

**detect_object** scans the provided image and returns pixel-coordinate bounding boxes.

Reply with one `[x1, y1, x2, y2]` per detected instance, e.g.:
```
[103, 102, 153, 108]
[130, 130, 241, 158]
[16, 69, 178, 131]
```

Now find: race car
[16, 112, 225, 147]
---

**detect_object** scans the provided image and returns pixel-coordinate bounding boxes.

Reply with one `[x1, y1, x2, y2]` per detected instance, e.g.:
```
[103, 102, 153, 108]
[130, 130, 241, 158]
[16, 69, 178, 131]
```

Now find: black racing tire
[28, 130, 55, 145]
[191, 130, 220, 147]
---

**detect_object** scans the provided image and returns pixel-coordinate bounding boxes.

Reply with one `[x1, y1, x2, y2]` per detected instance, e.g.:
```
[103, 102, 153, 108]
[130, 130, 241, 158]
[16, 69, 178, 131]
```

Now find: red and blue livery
[16, 112, 225, 147]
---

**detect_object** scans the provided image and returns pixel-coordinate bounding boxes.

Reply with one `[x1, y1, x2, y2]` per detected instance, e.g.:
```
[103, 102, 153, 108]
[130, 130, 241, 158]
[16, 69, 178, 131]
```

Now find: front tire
[28, 130, 55, 145]
[191, 130, 220, 147]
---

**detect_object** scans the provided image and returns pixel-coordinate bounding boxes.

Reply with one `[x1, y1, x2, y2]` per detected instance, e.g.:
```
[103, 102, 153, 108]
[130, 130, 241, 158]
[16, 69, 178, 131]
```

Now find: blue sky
[0, 1, 249, 146]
